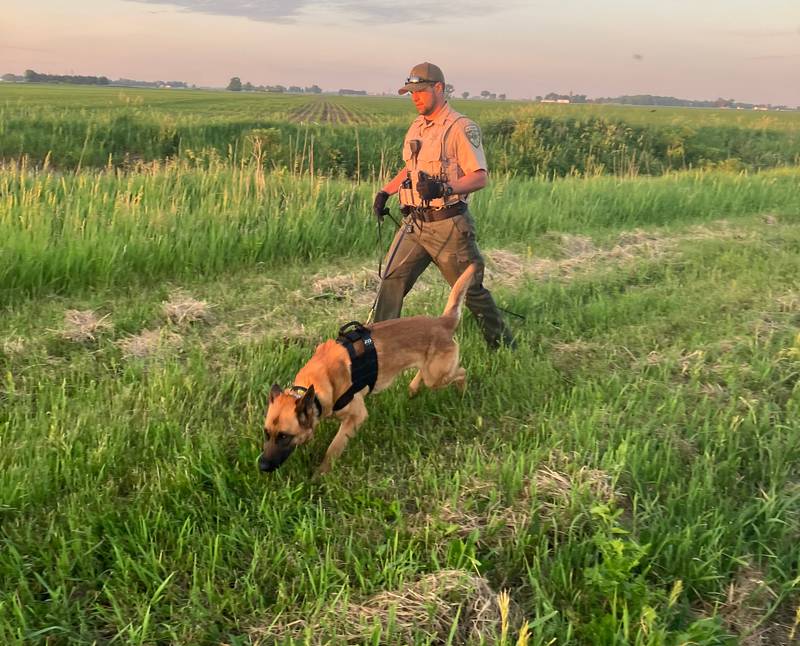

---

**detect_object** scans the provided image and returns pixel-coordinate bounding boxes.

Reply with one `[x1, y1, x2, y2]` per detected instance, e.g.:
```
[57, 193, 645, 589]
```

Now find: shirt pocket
[402, 141, 413, 163]
[416, 141, 442, 177]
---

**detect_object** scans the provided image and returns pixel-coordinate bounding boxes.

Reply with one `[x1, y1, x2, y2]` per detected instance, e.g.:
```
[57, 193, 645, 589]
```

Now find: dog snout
[258, 445, 295, 473]
[259, 454, 277, 472]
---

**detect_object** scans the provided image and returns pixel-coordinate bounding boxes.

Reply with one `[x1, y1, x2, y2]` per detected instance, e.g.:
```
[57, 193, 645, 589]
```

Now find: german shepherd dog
[260, 264, 476, 475]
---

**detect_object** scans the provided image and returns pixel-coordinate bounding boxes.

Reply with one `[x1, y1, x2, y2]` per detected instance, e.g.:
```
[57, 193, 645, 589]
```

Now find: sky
[2, 0, 799, 105]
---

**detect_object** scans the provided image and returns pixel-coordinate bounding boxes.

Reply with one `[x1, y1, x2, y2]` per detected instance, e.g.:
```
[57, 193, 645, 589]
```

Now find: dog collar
[289, 385, 323, 417]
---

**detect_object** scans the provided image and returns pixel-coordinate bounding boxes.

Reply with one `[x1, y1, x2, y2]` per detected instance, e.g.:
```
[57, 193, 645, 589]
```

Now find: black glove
[372, 190, 390, 222]
[416, 171, 447, 201]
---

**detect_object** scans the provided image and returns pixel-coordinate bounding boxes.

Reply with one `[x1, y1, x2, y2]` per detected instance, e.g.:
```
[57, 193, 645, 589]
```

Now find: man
[372, 62, 515, 349]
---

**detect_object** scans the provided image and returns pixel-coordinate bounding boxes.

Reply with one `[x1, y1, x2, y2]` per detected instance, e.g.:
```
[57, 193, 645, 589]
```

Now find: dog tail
[442, 264, 477, 322]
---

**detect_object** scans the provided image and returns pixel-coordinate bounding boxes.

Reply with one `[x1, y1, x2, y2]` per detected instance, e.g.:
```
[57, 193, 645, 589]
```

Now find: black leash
[375, 211, 400, 281]
[498, 306, 526, 321]
[367, 210, 402, 324]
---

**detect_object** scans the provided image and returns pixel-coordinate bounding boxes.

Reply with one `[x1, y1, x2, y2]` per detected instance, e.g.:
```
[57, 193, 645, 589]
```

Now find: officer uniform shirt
[398, 102, 487, 209]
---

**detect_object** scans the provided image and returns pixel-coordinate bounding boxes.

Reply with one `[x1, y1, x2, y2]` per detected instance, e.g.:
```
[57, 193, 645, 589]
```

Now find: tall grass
[2, 85, 799, 176]
[3, 161, 800, 303]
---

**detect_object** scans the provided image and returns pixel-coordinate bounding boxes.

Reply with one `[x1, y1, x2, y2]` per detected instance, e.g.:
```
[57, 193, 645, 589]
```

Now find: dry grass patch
[762, 213, 779, 226]
[776, 291, 800, 313]
[412, 454, 623, 548]
[310, 265, 380, 309]
[309, 265, 437, 312]
[616, 229, 663, 246]
[2, 336, 26, 356]
[533, 463, 622, 522]
[483, 221, 756, 288]
[162, 292, 213, 326]
[235, 315, 310, 347]
[560, 233, 597, 256]
[638, 348, 707, 375]
[61, 309, 113, 344]
[487, 231, 670, 284]
[117, 329, 182, 359]
[251, 569, 522, 645]
[550, 339, 603, 372]
[484, 250, 528, 287]
[700, 565, 799, 646]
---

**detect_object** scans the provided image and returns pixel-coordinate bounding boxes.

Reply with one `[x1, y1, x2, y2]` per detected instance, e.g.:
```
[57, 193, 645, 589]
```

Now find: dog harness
[332, 321, 378, 411]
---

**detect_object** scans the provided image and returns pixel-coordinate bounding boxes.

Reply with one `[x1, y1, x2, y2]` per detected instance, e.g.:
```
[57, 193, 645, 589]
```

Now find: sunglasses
[405, 76, 437, 85]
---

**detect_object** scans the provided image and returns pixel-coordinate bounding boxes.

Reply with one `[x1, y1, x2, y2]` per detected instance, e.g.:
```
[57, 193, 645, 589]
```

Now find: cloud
[125, 0, 311, 23]
[125, 0, 516, 24]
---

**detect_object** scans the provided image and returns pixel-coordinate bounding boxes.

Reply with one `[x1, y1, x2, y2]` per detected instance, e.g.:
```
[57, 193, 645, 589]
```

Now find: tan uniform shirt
[398, 102, 488, 209]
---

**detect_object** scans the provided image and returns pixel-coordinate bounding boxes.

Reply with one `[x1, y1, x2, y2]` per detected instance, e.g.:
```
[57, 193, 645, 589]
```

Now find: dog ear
[295, 384, 317, 428]
[269, 383, 283, 404]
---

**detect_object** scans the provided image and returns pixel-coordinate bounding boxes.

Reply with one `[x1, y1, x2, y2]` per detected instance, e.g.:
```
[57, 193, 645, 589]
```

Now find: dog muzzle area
[259, 446, 295, 472]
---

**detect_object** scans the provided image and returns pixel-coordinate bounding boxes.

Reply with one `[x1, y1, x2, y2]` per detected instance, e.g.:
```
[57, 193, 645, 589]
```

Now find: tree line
[12, 70, 111, 85]
[2, 70, 190, 88]
[227, 78, 322, 93]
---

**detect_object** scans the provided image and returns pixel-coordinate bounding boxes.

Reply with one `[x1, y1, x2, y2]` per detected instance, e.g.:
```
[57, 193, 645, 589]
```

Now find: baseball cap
[398, 62, 445, 95]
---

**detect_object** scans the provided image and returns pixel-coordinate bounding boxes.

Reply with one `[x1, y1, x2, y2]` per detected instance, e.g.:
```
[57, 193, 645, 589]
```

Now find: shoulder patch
[464, 123, 482, 148]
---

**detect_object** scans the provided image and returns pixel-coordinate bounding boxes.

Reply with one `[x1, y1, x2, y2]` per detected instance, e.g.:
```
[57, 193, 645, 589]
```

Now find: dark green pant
[374, 211, 514, 349]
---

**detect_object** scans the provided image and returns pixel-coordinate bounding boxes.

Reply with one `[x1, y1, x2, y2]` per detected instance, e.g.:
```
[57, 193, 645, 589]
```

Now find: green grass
[2, 85, 800, 643]
[3, 85, 799, 177]
[1, 164, 799, 643]
[3, 162, 800, 304]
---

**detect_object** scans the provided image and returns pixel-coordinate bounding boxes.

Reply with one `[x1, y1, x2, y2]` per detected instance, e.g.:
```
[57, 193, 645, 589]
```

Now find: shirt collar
[421, 101, 453, 128]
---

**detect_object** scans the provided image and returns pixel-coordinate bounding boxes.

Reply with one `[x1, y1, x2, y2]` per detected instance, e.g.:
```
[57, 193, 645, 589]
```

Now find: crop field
[3, 85, 800, 176]
[1, 85, 800, 645]
[287, 100, 374, 125]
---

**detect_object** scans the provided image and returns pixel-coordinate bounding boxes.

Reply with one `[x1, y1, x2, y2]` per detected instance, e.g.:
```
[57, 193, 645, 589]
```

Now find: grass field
[3, 85, 800, 177]
[1, 86, 800, 644]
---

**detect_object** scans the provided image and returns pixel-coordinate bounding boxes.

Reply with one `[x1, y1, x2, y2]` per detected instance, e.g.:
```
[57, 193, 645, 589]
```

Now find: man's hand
[416, 171, 448, 202]
[372, 190, 390, 222]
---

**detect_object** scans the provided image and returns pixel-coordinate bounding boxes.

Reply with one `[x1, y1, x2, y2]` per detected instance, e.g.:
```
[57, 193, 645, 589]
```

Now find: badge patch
[464, 123, 482, 148]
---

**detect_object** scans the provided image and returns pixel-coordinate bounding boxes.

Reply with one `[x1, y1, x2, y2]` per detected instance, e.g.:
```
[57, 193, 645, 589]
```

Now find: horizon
[3, 77, 796, 108]
[3, 0, 799, 106]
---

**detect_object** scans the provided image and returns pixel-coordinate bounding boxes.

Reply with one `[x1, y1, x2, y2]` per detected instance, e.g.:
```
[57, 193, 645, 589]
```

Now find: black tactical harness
[332, 321, 378, 412]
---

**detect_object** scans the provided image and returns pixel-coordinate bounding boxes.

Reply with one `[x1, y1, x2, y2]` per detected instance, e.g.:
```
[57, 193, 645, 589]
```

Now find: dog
[260, 263, 477, 475]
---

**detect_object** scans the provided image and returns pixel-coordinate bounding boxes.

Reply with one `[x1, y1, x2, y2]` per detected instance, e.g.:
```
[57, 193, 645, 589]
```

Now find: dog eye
[276, 432, 289, 443]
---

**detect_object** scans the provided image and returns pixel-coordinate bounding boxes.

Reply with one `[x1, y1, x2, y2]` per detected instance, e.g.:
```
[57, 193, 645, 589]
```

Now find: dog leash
[366, 209, 403, 325]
